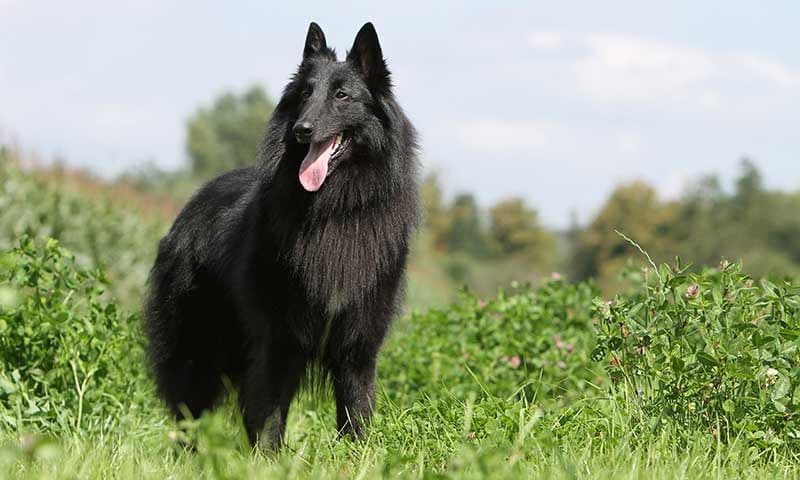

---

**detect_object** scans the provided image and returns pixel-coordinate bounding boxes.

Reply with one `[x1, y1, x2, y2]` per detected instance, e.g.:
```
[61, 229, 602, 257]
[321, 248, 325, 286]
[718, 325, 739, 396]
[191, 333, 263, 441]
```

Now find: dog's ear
[303, 22, 328, 59]
[347, 23, 391, 93]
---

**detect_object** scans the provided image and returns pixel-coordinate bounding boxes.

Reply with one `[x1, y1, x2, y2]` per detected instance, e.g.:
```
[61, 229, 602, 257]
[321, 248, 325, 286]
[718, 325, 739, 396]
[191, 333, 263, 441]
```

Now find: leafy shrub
[381, 279, 604, 406]
[0, 237, 151, 434]
[0, 160, 166, 306]
[592, 259, 800, 450]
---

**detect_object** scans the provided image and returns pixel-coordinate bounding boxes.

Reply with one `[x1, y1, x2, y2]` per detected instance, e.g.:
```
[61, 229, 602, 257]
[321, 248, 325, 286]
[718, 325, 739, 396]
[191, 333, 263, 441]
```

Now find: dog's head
[288, 22, 392, 192]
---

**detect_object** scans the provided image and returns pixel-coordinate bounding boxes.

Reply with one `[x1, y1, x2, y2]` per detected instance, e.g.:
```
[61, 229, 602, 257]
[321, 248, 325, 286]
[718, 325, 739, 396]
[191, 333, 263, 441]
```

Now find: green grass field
[2, 161, 800, 478]
[3, 239, 799, 479]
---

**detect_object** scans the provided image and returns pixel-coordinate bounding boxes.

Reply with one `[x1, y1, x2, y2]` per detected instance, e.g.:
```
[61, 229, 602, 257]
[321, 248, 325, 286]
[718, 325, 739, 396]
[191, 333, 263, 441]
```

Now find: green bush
[592, 259, 800, 450]
[0, 161, 166, 306]
[0, 237, 151, 435]
[382, 279, 604, 407]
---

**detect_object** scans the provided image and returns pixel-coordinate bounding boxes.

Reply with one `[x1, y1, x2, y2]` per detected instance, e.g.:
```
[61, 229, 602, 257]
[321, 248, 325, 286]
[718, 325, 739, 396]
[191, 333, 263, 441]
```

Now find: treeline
[573, 160, 800, 289]
[420, 174, 557, 291]
[116, 84, 800, 292]
[421, 159, 800, 292]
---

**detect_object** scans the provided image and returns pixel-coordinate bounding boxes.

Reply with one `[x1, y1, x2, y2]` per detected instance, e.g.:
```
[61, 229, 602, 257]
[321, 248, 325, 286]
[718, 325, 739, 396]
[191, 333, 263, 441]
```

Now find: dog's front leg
[239, 339, 305, 450]
[331, 349, 378, 439]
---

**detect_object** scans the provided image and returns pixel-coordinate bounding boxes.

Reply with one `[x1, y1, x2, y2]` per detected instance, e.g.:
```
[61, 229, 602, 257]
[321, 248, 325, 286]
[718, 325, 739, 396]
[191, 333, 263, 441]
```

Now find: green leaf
[771, 376, 790, 401]
[696, 352, 717, 367]
[671, 357, 684, 372]
[722, 399, 735, 414]
[761, 280, 779, 299]
[779, 328, 800, 340]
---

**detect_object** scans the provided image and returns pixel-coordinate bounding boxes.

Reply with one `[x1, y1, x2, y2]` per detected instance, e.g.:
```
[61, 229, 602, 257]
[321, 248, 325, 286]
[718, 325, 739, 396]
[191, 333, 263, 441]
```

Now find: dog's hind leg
[239, 339, 306, 450]
[155, 357, 224, 421]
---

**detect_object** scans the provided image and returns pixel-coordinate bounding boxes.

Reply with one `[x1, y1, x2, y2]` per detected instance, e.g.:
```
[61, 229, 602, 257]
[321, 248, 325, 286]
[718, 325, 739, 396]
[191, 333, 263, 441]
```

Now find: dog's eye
[335, 90, 348, 100]
[301, 90, 312, 99]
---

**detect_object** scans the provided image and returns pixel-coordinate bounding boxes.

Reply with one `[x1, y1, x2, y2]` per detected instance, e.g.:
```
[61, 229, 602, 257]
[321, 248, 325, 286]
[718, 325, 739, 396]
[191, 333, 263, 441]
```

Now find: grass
[4, 393, 800, 479]
[2, 241, 799, 478]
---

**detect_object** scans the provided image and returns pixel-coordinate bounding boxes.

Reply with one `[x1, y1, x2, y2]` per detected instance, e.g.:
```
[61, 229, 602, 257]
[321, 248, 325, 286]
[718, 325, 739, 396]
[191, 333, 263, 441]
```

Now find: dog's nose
[293, 122, 314, 141]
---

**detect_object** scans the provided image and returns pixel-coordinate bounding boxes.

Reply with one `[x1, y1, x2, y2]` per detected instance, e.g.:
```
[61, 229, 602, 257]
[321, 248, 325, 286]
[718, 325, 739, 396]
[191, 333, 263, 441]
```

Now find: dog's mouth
[298, 132, 350, 192]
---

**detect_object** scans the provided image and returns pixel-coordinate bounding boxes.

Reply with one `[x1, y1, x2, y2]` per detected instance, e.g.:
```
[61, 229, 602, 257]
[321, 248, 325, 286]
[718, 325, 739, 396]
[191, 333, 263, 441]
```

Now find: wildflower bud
[766, 368, 779, 386]
[686, 283, 699, 298]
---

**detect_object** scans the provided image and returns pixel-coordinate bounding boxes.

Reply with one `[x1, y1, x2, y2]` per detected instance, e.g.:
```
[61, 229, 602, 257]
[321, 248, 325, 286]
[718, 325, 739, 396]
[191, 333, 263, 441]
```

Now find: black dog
[144, 22, 419, 449]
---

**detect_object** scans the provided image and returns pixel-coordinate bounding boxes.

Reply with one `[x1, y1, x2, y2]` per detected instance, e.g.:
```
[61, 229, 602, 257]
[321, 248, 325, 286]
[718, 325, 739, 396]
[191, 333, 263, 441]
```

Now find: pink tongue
[298, 137, 335, 192]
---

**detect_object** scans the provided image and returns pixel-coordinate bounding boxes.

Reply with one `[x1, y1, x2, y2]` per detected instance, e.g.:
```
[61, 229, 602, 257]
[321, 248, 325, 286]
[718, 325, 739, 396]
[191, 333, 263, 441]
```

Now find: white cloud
[454, 119, 647, 173]
[528, 31, 562, 50]
[575, 34, 716, 104]
[0, 0, 23, 13]
[456, 119, 570, 154]
[524, 32, 800, 113]
[733, 54, 800, 89]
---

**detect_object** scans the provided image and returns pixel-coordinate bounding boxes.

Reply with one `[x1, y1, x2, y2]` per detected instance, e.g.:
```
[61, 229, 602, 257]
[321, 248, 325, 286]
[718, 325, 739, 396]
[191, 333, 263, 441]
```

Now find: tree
[572, 159, 800, 286]
[572, 181, 678, 281]
[186, 85, 275, 179]
[734, 157, 764, 210]
[488, 197, 554, 264]
[670, 175, 724, 252]
[420, 173, 450, 251]
[443, 193, 486, 256]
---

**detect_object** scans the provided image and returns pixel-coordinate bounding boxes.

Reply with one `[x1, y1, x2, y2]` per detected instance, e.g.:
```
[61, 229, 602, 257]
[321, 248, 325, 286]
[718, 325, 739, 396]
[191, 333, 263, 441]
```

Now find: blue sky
[1, 1, 798, 227]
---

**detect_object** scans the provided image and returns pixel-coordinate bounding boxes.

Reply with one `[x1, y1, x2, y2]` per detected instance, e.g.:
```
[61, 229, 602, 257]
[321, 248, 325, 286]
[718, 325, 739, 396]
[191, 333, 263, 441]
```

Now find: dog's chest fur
[290, 207, 407, 315]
